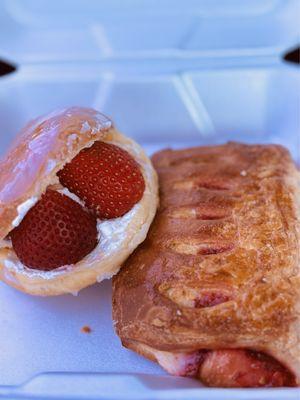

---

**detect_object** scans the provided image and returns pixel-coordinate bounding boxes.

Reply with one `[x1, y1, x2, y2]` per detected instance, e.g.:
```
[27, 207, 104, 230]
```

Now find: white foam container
[0, 1, 299, 398]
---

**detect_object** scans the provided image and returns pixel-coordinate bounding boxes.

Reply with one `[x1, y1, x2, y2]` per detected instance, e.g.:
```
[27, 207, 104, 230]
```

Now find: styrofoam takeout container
[0, 0, 299, 398]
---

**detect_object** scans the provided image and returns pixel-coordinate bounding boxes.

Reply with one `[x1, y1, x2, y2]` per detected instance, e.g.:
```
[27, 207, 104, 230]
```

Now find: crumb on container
[81, 325, 92, 334]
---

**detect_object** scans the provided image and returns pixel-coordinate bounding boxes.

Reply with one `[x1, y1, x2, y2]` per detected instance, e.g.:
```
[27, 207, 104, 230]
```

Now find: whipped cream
[58, 187, 85, 207]
[95, 203, 140, 254]
[12, 196, 39, 228]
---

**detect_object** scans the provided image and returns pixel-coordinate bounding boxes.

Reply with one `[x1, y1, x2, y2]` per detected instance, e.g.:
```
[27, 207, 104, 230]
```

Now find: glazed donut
[0, 107, 158, 296]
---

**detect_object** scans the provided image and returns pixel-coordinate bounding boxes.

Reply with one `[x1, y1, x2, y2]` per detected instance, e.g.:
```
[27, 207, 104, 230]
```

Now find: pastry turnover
[113, 142, 300, 387]
[0, 107, 158, 296]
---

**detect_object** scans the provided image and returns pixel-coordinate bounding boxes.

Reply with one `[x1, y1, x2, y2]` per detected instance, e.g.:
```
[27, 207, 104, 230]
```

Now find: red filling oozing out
[180, 349, 296, 387]
[10, 141, 145, 270]
[194, 292, 230, 308]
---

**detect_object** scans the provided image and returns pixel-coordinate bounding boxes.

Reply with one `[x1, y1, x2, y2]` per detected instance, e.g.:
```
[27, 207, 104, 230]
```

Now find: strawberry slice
[10, 190, 98, 271]
[198, 349, 296, 387]
[57, 141, 145, 219]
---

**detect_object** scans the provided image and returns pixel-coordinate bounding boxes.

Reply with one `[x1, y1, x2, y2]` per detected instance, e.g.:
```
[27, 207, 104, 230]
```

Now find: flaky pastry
[113, 142, 299, 387]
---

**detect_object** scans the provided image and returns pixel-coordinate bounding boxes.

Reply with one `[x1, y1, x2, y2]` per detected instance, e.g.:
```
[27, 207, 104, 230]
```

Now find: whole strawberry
[58, 141, 145, 219]
[11, 190, 98, 271]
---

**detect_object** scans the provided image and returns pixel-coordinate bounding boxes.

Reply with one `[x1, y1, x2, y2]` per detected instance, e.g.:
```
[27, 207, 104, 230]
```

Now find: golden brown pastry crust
[113, 142, 300, 383]
[0, 107, 158, 295]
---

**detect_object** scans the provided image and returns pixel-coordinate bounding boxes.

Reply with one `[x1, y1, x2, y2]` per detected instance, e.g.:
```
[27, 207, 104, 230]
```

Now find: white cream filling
[11, 197, 39, 228]
[57, 187, 85, 207]
[96, 207, 136, 248]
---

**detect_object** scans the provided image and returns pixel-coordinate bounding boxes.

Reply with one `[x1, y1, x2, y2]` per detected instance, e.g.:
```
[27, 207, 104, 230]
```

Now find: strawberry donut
[0, 107, 158, 295]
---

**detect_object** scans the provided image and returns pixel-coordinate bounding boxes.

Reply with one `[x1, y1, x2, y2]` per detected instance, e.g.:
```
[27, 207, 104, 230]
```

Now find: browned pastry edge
[113, 142, 300, 384]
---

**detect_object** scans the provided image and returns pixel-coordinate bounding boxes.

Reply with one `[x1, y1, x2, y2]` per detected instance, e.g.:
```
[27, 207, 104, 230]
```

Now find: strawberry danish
[0, 107, 158, 295]
[113, 143, 299, 387]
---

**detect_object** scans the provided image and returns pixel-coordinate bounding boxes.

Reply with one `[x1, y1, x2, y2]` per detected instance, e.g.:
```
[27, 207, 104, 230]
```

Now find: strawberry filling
[10, 141, 145, 271]
[194, 292, 230, 308]
[172, 348, 296, 387]
[198, 349, 296, 387]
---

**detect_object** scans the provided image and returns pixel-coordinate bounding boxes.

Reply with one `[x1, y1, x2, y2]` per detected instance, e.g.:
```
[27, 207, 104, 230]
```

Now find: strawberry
[58, 141, 145, 219]
[10, 190, 98, 271]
